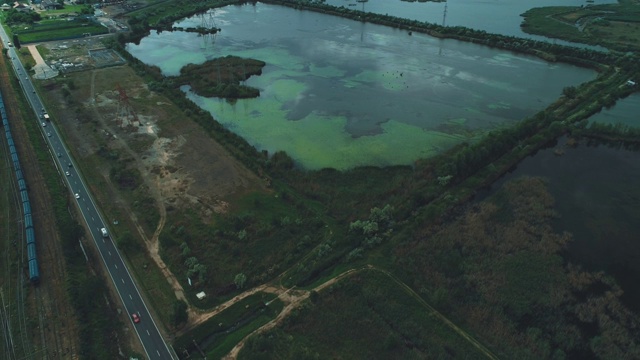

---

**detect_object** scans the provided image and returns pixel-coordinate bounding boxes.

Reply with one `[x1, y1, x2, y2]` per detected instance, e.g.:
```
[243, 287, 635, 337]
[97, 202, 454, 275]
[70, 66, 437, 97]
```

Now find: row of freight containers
[1, 92, 39, 283]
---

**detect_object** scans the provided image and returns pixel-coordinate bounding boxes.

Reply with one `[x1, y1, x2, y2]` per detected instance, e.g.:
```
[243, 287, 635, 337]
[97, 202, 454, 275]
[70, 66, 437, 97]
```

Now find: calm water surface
[475, 69, 640, 306]
[326, 0, 615, 42]
[588, 92, 640, 127]
[128, 4, 595, 169]
[486, 141, 640, 310]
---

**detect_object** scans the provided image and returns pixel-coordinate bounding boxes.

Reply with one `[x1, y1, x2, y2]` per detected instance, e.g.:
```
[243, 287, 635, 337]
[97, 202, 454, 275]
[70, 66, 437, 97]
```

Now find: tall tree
[12, 34, 20, 49]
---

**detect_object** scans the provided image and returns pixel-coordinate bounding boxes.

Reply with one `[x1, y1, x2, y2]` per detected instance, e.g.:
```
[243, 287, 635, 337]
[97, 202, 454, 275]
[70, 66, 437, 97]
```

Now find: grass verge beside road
[1, 54, 127, 358]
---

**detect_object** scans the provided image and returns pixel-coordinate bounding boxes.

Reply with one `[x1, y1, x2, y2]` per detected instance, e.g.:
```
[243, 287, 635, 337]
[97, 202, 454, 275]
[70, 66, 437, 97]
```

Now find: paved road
[0, 32, 176, 360]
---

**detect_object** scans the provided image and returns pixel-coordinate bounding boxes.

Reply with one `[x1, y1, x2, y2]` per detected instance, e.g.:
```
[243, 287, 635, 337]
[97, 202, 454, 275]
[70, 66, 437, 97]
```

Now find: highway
[0, 31, 176, 360]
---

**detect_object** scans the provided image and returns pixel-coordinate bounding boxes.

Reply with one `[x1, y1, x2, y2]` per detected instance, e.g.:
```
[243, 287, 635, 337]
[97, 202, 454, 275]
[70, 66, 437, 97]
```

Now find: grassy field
[521, 7, 588, 41]
[238, 270, 491, 359]
[13, 19, 108, 43]
[1, 3, 108, 44]
[160, 187, 336, 308]
[521, 1, 640, 51]
[44, 4, 91, 15]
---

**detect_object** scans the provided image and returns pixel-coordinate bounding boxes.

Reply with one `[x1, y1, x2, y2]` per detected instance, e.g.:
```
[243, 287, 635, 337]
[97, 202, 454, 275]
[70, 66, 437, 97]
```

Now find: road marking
[147, 330, 150, 336]
[92, 217, 95, 221]
[114, 264, 118, 269]
[157, 350, 160, 357]
[121, 278, 125, 284]
[129, 294, 132, 300]
[108, 251, 112, 256]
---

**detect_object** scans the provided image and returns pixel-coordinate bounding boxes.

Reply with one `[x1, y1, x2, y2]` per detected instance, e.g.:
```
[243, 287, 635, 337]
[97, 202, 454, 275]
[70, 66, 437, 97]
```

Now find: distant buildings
[39, 0, 63, 10]
[11, 1, 31, 11]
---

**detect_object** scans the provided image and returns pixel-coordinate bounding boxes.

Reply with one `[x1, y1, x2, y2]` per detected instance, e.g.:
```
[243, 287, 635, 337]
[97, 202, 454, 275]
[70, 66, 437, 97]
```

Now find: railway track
[0, 107, 31, 359]
[1, 132, 19, 360]
[0, 47, 79, 359]
[14, 105, 78, 360]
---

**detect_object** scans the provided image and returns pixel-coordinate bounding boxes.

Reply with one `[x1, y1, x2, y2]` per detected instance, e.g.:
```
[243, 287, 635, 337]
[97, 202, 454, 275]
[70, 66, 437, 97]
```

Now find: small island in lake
[173, 55, 266, 99]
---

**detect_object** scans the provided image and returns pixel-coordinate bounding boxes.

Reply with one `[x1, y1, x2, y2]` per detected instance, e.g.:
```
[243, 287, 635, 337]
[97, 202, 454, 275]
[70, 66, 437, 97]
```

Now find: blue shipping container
[27, 243, 37, 261]
[26, 227, 35, 244]
[28, 259, 39, 283]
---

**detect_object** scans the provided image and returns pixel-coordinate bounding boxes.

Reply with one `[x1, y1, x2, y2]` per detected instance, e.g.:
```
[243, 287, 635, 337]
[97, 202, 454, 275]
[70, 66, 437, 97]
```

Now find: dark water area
[483, 140, 640, 311]
[588, 92, 640, 127]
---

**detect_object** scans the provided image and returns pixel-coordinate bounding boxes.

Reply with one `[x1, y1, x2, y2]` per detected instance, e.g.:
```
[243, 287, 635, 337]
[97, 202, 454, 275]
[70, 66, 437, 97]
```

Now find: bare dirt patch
[40, 41, 266, 330]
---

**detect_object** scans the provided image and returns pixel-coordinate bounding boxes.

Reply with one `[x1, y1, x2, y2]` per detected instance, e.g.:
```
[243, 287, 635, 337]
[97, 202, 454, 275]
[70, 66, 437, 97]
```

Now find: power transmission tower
[115, 84, 139, 127]
[199, 10, 218, 50]
[442, 1, 448, 27]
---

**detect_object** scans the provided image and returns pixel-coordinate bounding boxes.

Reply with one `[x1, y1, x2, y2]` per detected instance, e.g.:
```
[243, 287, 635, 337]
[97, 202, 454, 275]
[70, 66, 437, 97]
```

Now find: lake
[128, 3, 595, 169]
[325, 0, 616, 43]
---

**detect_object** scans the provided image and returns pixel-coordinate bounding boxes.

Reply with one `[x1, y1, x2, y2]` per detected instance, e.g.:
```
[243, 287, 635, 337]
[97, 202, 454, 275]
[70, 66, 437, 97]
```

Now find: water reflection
[588, 93, 640, 127]
[325, 0, 615, 46]
[128, 4, 595, 169]
[485, 139, 640, 311]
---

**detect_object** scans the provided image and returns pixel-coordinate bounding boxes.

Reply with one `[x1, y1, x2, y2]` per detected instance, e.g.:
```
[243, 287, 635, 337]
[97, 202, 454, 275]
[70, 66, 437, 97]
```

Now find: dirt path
[181, 284, 270, 334]
[220, 266, 498, 360]
[222, 267, 366, 359]
[27, 45, 58, 79]
[88, 70, 188, 307]
[182, 266, 365, 336]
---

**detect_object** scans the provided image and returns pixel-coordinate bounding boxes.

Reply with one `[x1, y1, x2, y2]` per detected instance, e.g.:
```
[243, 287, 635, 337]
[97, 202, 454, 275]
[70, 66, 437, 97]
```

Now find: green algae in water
[265, 79, 308, 102]
[151, 47, 207, 76]
[232, 48, 307, 72]
[309, 64, 346, 79]
[129, 3, 596, 169]
[186, 88, 468, 170]
[448, 118, 468, 126]
[487, 101, 511, 110]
